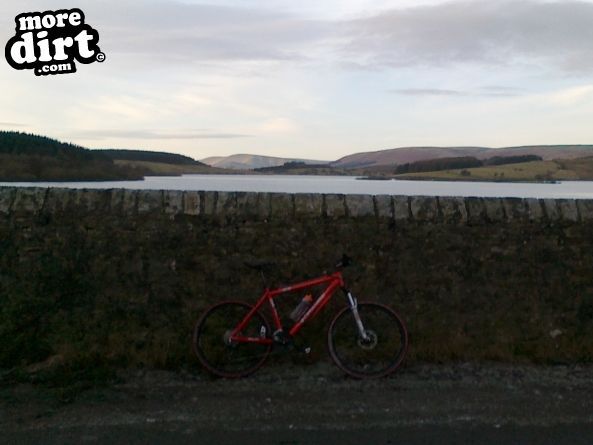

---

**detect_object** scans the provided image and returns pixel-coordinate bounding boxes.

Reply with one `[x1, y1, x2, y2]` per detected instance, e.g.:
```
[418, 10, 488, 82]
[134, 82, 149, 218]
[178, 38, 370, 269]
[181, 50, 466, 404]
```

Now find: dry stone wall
[3, 187, 593, 222]
[1, 186, 592, 369]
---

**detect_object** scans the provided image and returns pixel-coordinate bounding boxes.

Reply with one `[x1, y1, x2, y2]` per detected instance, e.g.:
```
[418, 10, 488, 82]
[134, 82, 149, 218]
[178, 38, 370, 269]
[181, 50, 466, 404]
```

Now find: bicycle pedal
[296, 346, 311, 355]
[272, 329, 291, 345]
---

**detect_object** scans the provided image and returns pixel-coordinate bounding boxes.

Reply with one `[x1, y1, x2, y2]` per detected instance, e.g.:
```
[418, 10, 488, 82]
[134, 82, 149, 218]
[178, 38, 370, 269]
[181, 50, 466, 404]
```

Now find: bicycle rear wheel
[328, 302, 408, 379]
[193, 301, 271, 378]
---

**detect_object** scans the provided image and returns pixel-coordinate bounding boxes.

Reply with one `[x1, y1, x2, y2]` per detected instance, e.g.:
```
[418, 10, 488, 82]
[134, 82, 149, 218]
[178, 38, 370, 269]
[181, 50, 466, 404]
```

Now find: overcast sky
[2, 0, 593, 161]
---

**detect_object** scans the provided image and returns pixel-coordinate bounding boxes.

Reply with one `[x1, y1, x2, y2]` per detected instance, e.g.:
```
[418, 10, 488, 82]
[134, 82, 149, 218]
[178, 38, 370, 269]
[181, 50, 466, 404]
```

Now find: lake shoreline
[1, 174, 592, 198]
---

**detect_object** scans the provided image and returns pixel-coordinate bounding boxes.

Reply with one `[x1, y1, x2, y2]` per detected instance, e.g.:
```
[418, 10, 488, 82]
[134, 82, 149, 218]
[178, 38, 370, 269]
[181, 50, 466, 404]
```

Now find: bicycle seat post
[260, 269, 268, 289]
[244, 259, 275, 289]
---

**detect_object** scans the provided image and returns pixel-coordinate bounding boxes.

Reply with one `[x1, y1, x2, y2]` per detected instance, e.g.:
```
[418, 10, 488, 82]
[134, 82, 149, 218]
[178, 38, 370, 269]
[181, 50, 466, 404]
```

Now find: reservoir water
[2, 175, 593, 199]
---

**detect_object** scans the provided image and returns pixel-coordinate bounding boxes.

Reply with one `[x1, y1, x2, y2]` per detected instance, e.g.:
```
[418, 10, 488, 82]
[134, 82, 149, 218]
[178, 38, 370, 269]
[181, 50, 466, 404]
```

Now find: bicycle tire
[327, 302, 408, 379]
[193, 301, 271, 378]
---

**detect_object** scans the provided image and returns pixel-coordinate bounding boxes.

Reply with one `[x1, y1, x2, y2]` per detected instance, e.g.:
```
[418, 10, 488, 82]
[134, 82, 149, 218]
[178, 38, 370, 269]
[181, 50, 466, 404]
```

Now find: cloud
[96, 0, 593, 76]
[342, 1, 593, 73]
[393, 88, 469, 96]
[479, 86, 524, 97]
[0, 122, 28, 127]
[70, 129, 251, 140]
[88, 1, 331, 64]
[392, 86, 524, 97]
[545, 85, 593, 106]
[258, 117, 299, 133]
[6, 0, 591, 74]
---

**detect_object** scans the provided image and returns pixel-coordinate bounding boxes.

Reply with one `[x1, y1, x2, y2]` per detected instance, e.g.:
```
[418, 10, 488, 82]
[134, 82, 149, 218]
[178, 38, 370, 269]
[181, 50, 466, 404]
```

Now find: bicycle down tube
[229, 272, 345, 343]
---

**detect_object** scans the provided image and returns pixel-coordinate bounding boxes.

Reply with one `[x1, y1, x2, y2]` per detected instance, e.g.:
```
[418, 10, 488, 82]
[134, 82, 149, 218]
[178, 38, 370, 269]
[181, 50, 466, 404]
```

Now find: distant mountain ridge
[3, 129, 592, 176]
[331, 145, 593, 169]
[201, 154, 329, 170]
[206, 146, 593, 171]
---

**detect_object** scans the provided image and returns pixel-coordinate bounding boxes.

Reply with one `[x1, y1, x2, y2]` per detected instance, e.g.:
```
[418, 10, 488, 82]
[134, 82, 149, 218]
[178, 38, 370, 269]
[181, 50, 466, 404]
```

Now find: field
[114, 160, 236, 175]
[394, 157, 593, 181]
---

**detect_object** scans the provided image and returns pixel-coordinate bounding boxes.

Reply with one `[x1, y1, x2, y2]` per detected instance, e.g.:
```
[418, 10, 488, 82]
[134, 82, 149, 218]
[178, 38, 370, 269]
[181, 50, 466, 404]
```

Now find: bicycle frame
[194, 256, 408, 379]
[229, 271, 347, 345]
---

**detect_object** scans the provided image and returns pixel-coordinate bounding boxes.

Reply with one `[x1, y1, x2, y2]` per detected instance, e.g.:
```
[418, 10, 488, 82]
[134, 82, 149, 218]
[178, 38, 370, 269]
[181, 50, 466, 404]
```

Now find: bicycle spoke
[328, 303, 408, 378]
[193, 302, 271, 378]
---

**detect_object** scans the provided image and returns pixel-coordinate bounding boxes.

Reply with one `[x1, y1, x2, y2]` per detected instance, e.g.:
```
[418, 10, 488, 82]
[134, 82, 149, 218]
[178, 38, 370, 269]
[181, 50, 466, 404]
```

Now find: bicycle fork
[345, 289, 370, 341]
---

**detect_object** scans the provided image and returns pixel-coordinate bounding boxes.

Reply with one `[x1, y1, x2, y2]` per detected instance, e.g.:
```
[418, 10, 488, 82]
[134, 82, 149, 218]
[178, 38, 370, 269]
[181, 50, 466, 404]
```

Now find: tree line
[254, 161, 329, 172]
[0, 131, 144, 181]
[395, 155, 543, 174]
[100, 149, 203, 165]
[0, 131, 108, 161]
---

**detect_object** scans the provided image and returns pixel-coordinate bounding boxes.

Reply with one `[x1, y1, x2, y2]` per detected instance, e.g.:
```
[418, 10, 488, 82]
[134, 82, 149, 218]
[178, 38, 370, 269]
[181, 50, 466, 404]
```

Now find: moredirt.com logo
[4, 8, 105, 76]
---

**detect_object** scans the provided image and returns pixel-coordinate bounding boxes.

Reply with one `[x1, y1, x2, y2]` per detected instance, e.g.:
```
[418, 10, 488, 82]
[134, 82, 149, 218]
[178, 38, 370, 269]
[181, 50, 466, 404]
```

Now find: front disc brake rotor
[357, 330, 378, 350]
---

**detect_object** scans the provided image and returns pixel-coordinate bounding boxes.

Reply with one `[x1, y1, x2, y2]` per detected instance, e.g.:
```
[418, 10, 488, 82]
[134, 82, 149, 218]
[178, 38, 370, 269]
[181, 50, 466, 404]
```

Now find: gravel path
[2, 362, 593, 444]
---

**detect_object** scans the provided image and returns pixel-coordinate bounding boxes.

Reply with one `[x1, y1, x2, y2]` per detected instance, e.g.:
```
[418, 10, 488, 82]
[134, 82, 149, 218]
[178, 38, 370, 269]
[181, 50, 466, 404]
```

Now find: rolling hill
[332, 146, 489, 169]
[394, 156, 593, 182]
[0, 131, 225, 181]
[201, 154, 329, 170]
[0, 131, 144, 181]
[99, 148, 231, 176]
[332, 145, 593, 169]
[3, 130, 593, 182]
[100, 149, 206, 166]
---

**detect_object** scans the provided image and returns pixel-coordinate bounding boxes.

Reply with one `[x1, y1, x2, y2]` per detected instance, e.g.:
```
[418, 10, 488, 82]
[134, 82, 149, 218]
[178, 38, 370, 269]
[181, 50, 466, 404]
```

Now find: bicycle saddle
[335, 254, 352, 269]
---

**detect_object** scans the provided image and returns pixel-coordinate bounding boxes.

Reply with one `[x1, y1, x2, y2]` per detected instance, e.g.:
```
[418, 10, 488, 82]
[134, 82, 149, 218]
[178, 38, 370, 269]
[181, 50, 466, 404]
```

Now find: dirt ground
[2, 361, 593, 444]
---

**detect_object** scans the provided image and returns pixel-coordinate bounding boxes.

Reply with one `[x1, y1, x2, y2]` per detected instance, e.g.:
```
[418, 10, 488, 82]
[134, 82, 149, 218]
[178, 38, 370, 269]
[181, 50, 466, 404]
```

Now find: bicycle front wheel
[193, 301, 271, 378]
[328, 302, 408, 379]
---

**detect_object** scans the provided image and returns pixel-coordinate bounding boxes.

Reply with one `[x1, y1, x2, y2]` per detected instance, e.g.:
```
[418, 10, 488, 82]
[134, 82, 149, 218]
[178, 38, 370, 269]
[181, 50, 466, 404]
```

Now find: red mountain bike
[192, 255, 408, 379]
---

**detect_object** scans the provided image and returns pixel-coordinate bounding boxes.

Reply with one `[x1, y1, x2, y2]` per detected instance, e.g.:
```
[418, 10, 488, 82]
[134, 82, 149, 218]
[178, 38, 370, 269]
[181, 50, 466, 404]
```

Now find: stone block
[466, 197, 487, 223]
[576, 200, 593, 221]
[542, 199, 561, 221]
[137, 190, 162, 214]
[294, 193, 322, 218]
[121, 190, 137, 215]
[410, 196, 439, 222]
[270, 193, 294, 219]
[374, 195, 393, 219]
[72, 189, 110, 213]
[164, 190, 183, 215]
[502, 198, 527, 221]
[217, 192, 237, 217]
[393, 196, 410, 222]
[346, 195, 374, 217]
[0, 187, 15, 214]
[484, 198, 505, 222]
[438, 196, 467, 224]
[44, 188, 71, 213]
[557, 199, 579, 222]
[525, 198, 545, 221]
[183, 191, 200, 216]
[235, 192, 263, 218]
[202, 191, 218, 215]
[108, 189, 124, 214]
[324, 194, 346, 218]
[12, 188, 46, 214]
